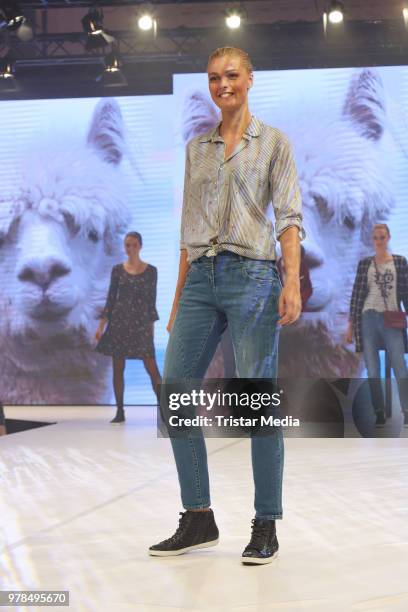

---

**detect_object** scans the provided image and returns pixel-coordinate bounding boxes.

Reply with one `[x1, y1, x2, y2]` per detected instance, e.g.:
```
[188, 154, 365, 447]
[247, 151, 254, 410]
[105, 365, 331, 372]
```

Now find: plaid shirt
[349, 255, 408, 353]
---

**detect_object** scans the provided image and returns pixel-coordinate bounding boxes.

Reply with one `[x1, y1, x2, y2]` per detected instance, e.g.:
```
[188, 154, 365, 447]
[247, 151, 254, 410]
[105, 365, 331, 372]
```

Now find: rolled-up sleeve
[349, 260, 363, 323]
[399, 256, 408, 312]
[180, 143, 191, 251]
[270, 133, 305, 242]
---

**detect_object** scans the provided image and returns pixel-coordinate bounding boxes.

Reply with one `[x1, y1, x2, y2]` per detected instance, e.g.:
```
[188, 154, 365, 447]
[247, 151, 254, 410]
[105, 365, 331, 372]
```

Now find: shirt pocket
[231, 166, 270, 219]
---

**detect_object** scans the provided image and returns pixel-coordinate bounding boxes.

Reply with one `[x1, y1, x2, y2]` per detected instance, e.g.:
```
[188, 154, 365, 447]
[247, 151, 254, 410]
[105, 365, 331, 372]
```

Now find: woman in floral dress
[95, 232, 161, 423]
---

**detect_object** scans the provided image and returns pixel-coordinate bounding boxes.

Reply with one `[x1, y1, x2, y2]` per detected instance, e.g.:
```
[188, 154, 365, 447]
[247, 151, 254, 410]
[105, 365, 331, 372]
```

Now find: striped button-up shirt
[180, 114, 305, 263]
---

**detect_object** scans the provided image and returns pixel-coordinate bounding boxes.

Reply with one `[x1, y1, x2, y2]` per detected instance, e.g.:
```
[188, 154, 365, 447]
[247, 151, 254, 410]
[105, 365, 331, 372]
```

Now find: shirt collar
[198, 115, 262, 143]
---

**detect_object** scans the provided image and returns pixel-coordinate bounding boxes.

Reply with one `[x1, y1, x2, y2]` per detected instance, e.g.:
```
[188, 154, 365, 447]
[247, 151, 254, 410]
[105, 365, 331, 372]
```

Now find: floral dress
[96, 263, 159, 359]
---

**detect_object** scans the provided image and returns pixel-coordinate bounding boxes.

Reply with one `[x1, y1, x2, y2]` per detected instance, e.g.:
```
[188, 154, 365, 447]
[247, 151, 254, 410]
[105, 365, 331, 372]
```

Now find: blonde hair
[372, 223, 390, 237]
[207, 47, 253, 74]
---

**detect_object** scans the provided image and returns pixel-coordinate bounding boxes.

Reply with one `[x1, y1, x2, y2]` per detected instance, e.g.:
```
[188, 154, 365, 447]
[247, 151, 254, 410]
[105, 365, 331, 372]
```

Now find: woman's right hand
[167, 251, 189, 333]
[166, 303, 179, 333]
[345, 322, 353, 344]
[166, 308, 177, 333]
[95, 321, 106, 342]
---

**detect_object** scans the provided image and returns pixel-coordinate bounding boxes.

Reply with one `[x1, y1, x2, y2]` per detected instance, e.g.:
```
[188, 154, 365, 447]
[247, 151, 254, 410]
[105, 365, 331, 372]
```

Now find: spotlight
[96, 50, 128, 88]
[105, 51, 120, 73]
[0, 57, 19, 92]
[82, 9, 103, 35]
[0, 2, 33, 41]
[327, 1, 344, 25]
[0, 58, 14, 78]
[82, 9, 115, 50]
[0, 1, 25, 31]
[226, 13, 241, 29]
[225, 8, 243, 29]
[138, 14, 154, 31]
[403, 6, 408, 28]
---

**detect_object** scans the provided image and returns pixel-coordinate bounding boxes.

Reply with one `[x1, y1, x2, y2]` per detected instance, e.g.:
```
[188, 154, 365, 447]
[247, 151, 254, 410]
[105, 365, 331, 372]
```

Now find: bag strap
[372, 256, 389, 310]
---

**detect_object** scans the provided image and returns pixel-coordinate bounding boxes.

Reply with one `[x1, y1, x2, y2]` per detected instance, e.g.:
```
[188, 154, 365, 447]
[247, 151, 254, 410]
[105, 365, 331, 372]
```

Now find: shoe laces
[248, 519, 273, 550]
[163, 512, 189, 545]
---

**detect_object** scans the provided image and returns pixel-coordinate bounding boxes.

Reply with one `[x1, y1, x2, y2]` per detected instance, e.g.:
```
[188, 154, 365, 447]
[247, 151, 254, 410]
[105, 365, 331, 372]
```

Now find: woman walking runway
[149, 46, 304, 564]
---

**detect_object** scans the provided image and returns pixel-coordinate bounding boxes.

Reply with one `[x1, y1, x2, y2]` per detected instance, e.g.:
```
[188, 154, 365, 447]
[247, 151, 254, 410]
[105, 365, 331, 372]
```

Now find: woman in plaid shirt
[347, 223, 408, 426]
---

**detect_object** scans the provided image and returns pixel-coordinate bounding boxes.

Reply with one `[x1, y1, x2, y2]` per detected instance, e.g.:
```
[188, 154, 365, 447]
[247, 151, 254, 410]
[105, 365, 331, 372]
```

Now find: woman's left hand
[278, 279, 302, 325]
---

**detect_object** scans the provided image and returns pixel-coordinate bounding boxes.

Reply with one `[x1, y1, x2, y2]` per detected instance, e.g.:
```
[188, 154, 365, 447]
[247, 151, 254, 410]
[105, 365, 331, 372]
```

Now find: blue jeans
[362, 309, 408, 414]
[162, 251, 284, 520]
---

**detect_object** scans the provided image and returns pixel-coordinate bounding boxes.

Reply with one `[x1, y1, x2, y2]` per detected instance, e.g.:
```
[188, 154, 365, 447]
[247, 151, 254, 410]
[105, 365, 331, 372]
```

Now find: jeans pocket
[242, 259, 276, 284]
[184, 260, 197, 282]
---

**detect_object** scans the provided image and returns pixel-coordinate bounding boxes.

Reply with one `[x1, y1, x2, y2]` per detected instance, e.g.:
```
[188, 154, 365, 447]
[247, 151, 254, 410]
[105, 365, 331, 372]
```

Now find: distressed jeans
[162, 251, 284, 519]
[362, 309, 408, 414]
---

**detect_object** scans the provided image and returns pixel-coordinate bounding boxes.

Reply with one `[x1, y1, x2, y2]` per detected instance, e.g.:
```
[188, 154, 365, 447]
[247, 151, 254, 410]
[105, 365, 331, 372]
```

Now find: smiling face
[207, 54, 253, 112]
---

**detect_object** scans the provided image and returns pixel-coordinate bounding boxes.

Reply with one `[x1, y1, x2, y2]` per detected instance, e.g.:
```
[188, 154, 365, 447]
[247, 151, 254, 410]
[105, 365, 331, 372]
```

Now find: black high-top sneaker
[149, 509, 219, 556]
[110, 407, 125, 424]
[241, 518, 279, 565]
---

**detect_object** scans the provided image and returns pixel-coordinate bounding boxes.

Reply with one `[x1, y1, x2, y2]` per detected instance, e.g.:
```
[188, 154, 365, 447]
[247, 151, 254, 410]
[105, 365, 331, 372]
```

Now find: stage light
[0, 0, 27, 41]
[0, 59, 14, 79]
[0, 2, 32, 41]
[0, 1, 25, 31]
[82, 9, 115, 50]
[105, 51, 120, 72]
[82, 9, 103, 35]
[0, 57, 19, 92]
[226, 12, 241, 29]
[138, 14, 154, 31]
[96, 50, 128, 88]
[403, 6, 408, 28]
[136, 4, 157, 36]
[327, 1, 344, 24]
[225, 7, 243, 30]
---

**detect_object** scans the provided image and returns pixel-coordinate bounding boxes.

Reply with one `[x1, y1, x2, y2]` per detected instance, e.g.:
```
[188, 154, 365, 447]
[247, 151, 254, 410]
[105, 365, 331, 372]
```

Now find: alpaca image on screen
[180, 69, 397, 378]
[0, 99, 131, 405]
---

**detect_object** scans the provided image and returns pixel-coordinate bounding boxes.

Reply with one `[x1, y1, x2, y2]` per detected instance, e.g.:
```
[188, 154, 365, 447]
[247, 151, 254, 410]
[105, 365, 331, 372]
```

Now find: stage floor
[1, 406, 407, 612]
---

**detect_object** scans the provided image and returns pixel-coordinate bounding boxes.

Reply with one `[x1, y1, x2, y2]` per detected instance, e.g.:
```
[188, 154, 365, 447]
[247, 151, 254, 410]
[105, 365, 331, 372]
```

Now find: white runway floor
[1, 406, 408, 612]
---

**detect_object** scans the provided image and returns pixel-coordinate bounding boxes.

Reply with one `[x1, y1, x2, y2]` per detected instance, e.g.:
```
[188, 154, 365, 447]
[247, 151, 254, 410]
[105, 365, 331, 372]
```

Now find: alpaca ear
[182, 89, 219, 143]
[343, 69, 385, 141]
[0, 199, 20, 237]
[87, 98, 125, 165]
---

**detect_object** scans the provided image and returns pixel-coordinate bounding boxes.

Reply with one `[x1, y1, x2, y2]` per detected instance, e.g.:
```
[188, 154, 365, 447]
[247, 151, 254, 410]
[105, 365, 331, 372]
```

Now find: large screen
[1, 65, 407, 405]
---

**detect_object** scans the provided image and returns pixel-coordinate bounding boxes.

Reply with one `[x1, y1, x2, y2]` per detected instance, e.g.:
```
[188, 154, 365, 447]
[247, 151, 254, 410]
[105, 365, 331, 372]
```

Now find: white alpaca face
[0, 99, 130, 348]
[294, 113, 392, 341]
[1, 203, 106, 342]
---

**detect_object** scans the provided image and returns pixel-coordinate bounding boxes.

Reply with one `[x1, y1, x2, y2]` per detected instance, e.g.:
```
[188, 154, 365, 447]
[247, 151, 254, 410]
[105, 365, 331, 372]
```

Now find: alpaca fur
[0, 99, 131, 404]
[180, 69, 395, 377]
